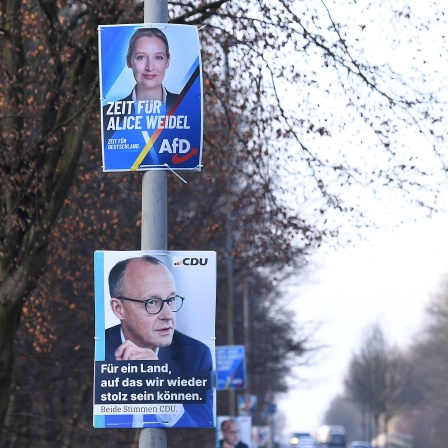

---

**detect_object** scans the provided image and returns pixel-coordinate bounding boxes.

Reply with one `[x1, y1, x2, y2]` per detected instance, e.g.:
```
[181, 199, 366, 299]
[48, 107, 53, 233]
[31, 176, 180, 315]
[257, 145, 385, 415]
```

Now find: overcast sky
[263, 0, 448, 441]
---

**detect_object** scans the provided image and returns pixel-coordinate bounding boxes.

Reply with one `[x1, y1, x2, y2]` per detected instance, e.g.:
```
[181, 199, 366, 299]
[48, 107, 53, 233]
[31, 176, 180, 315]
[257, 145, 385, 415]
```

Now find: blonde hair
[126, 28, 170, 66]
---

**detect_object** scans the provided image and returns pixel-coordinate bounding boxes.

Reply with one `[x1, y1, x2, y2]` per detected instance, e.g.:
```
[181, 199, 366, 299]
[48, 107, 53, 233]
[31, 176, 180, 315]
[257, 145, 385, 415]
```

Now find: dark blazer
[105, 324, 213, 427]
[115, 89, 179, 112]
[219, 440, 249, 448]
[102, 88, 179, 123]
[118, 89, 178, 112]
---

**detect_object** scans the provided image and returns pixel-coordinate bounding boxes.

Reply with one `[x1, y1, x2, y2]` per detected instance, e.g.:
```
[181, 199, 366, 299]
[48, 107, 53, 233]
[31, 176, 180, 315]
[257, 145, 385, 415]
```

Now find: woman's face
[128, 36, 170, 94]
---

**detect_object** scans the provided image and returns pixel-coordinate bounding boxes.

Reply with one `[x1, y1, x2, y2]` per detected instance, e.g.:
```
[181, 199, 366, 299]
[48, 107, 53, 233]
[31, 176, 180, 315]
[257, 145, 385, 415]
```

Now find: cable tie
[164, 164, 188, 183]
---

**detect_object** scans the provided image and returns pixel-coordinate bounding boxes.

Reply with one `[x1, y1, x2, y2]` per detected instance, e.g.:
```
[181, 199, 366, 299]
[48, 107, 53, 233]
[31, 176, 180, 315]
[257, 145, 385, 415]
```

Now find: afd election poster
[216, 345, 246, 390]
[93, 250, 216, 429]
[98, 24, 203, 172]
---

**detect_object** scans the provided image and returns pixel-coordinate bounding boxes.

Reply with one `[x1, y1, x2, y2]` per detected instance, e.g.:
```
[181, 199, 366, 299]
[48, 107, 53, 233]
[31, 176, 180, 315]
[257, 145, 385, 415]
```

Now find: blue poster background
[93, 250, 216, 429]
[216, 345, 246, 390]
[98, 24, 203, 172]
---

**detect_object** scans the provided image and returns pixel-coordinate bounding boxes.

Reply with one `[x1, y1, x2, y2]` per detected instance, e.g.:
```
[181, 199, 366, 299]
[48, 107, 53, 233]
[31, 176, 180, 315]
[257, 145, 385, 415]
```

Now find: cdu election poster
[216, 415, 252, 448]
[93, 250, 216, 429]
[98, 24, 203, 172]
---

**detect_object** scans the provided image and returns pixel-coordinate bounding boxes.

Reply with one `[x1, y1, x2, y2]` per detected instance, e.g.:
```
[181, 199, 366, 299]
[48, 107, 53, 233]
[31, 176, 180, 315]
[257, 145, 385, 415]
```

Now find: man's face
[222, 421, 240, 446]
[111, 260, 176, 350]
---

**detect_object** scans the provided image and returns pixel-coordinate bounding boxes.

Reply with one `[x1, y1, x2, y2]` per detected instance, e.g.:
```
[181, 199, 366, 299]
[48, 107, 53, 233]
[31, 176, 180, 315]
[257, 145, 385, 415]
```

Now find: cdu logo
[173, 257, 208, 267]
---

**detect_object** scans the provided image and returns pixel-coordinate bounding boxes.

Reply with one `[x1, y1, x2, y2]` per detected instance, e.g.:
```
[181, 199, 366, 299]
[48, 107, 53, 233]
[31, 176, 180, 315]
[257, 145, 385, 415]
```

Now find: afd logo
[173, 257, 208, 267]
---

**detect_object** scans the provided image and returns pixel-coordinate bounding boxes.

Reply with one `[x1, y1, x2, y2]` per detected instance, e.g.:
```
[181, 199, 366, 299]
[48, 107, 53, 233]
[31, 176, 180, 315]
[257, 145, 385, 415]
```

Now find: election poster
[98, 24, 203, 172]
[252, 425, 271, 448]
[216, 345, 246, 390]
[216, 415, 252, 448]
[238, 393, 257, 418]
[93, 250, 216, 429]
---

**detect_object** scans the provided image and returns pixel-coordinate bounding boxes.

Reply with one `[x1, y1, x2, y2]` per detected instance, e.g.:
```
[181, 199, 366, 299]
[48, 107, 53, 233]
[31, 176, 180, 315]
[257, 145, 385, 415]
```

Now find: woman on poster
[103, 27, 179, 137]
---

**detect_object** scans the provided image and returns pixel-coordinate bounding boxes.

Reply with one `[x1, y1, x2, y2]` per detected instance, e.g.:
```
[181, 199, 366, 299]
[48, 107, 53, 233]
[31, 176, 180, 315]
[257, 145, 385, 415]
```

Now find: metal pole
[243, 276, 249, 390]
[141, 171, 167, 250]
[140, 1, 168, 447]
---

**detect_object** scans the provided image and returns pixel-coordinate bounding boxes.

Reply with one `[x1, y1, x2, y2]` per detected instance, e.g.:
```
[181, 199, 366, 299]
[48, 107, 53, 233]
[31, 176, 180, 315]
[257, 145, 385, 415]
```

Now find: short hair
[221, 419, 237, 432]
[126, 27, 170, 67]
[108, 255, 163, 298]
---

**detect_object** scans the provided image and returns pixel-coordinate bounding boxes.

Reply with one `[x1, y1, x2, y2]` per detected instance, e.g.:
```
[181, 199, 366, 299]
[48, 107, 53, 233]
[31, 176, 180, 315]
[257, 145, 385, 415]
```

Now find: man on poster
[104, 254, 213, 427]
[219, 419, 249, 448]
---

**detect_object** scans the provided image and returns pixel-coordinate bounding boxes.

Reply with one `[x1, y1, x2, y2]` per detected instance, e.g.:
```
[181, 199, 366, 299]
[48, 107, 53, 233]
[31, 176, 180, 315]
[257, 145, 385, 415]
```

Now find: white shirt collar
[132, 85, 167, 108]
